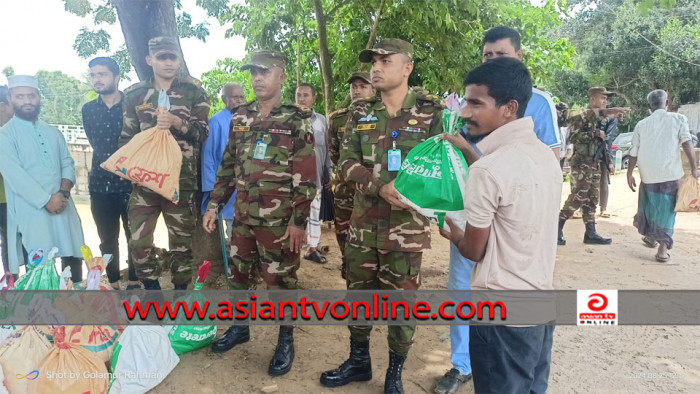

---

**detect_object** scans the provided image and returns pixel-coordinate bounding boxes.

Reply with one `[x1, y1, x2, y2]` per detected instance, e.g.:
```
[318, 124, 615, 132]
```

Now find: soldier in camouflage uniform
[327, 71, 376, 280]
[320, 39, 444, 394]
[119, 37, 210, 290]
[202, 50, 316, 376]
[558, 87, 629, 246]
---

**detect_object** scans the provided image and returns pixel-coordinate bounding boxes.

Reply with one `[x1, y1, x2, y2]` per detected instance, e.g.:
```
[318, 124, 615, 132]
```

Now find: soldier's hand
[627, 174, 637, 192]
[282, 226, 306, 253]
[156, 111, 183, 131]
[379, 181, 411, 210]
[604, 107, 631, 120]
[596, 130, 607, 140]
[608, 163, 615, 175]
[202, 210, 218, 233]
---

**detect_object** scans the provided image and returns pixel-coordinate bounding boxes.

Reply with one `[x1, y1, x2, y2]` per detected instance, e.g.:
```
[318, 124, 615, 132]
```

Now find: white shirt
[630, 109, 692, 184]
[465, 117, 563, 291]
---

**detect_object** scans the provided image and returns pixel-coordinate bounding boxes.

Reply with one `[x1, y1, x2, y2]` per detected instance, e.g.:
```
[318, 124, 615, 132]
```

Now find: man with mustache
[82, 57, 140, 290]
[321, 39, 444, 394]
[327, 72, 376, 279]
[119, 36, 210, 290]
[0, 75, 85, 281]
[202, 50, 316, 376]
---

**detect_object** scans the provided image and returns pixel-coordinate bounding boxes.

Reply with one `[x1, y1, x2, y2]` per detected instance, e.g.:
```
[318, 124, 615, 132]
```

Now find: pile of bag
[395, 109, 469, 229]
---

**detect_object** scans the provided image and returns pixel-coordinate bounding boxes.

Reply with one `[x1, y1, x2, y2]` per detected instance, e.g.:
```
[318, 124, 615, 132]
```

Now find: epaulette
[350, 96, 379, 110]
[416, 92, 446, 108]
[329, 107, 350, 120]
[123, 80, 149, 96]
[290, 103, 313, 119]
[180, 75, 203, 88]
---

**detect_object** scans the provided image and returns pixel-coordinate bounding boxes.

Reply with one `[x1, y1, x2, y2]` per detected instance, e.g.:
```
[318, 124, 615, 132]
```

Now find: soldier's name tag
[136, 103, 154, 111]
[253, 141, 267, 160]
[233, 126, 250, 132]
[357, 123, 377, 131]
[269, 128, 292, 135]
[399, 127, 423, 133]
[388, 149, 402, 171]
[338, 127, 346, 134]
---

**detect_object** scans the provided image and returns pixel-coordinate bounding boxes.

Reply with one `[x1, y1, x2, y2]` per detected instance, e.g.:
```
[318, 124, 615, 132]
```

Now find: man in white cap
[0, 75, 85, 281]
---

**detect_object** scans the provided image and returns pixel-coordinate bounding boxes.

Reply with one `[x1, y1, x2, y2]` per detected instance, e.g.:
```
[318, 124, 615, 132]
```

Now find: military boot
[268, 326, 294, 376]
[583, 222, 612, 245]
[557, 218, 567, 246]
[384, 351, 406, 394]
[211, 325, 250, 353]
[320, 338, 372, 387]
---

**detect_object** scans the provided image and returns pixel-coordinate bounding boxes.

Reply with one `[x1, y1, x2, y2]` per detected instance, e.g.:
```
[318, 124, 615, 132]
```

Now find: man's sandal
[655, 253, 670, 263]
[304, 250, 328, 264]
[642, 237, 658, 248]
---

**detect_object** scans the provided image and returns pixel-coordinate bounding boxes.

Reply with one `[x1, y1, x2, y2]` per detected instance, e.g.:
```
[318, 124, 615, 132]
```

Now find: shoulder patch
[329, 107, 350, 120]
[123, 81, 149, 96]
[293, 104, 313, 119]
[416, 92, 445, 108]
[180, 75, 203, 88]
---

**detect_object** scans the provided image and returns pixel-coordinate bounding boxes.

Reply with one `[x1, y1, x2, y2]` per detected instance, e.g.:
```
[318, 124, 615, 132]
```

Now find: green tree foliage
[215, 0, 575, 113]
[557, 0, 700, 131]
[200, 58, 255, 116]
[35, 71, 92, 125]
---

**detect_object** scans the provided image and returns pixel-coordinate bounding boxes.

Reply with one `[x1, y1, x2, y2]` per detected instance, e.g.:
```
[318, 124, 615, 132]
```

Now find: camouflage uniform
[329, 72, 375, 280]
[339, 85, 444, 356]
[559, 108, 611, 224]
[207, 86, 316, 290]
[119, 37, 210, 286]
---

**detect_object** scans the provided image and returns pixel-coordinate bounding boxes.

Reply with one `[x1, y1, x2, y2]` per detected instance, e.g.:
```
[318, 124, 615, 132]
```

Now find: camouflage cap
[358, 39, 413, 63]
[588, 87, 615, 97]
[148, 36, 180, 56]
[347, 71, 371, 84]
[240, 50, 286, 71]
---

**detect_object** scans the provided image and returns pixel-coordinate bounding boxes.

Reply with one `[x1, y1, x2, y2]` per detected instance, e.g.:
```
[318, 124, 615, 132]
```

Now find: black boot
[268, 326, 294, 376]
[583, 222, 612, 245]
[173, 283, 188, 290]
[557, 218, 567, 246]
[320, 338, 372, 387]
[211, 325, 250, 353]
[384, 351, 406, 394]
[142, 279, 161, 290]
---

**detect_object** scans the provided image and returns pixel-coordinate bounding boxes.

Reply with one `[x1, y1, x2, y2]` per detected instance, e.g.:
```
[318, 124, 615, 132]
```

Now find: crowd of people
[0, 24, 698, 394]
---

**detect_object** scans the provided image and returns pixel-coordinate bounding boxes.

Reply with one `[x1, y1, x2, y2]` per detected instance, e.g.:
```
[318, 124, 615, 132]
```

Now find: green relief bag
[395, 109, 469, 229]
[166, 261, 217, 355]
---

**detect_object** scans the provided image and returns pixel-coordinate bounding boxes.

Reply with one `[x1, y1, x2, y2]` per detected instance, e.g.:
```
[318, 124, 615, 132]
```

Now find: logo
[16, 370, 39, 380]
[577, 290, 618, 326]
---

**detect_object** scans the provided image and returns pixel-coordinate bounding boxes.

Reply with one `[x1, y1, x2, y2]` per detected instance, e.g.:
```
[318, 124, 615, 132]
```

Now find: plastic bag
[167, 261, 216, 354]
[395, 110, 469, 229]
[30, 326, 108, 394]
[108, 326, 179, 394]
[0, 363, 9, 394]
[14, 247, 61, 290]
[675, 175, 700, 212]
[101, 103, 182, 202]
[0, 326, 52, 394]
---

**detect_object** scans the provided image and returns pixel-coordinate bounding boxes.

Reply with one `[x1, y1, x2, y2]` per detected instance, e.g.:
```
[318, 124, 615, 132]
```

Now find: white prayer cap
[8, 75, 39, 90]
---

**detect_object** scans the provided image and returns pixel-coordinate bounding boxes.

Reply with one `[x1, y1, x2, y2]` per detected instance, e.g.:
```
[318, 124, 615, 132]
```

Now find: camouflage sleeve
[328, 114, 342, 167]
[118, 93, 140, 148]
[567, 108, 601, 144]
[339, 109, 386, 197]
[290, 116, 317, 228]
[173, 86, 210, 142]
[207, 119, 236, 213]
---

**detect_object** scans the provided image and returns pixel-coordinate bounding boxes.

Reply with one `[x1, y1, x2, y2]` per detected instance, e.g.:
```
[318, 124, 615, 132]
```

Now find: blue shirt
[524, 88, 560, 149]
[201, 108, 236, 218]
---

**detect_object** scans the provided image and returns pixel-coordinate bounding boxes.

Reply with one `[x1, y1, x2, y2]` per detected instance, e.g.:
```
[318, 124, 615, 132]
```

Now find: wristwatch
[59, 190, 70, 199]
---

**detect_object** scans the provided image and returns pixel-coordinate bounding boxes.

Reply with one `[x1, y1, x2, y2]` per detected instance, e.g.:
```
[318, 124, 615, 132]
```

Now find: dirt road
[76, 169, 700, 393]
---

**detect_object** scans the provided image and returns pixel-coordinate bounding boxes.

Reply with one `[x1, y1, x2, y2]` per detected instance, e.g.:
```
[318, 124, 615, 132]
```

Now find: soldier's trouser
[559, 163, 601, 224]
[128, 187, 196, 286]
[228, 220, 300, 290]
[345, 244, 422, 356]
[333, 182, 353, 257]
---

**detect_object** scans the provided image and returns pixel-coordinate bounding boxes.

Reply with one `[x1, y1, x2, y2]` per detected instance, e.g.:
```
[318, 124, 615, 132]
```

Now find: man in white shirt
[441, 57, 562, 393]
[627, 89, 699, 262]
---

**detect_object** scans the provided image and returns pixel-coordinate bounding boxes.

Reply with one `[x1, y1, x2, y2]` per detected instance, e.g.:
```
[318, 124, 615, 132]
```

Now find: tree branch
[639, 33, 700, 68]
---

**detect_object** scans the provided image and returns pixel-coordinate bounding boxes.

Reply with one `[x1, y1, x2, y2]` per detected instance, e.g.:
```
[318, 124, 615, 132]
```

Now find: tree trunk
[313, 0, 334, 113]
[113, 0, 189, 81]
